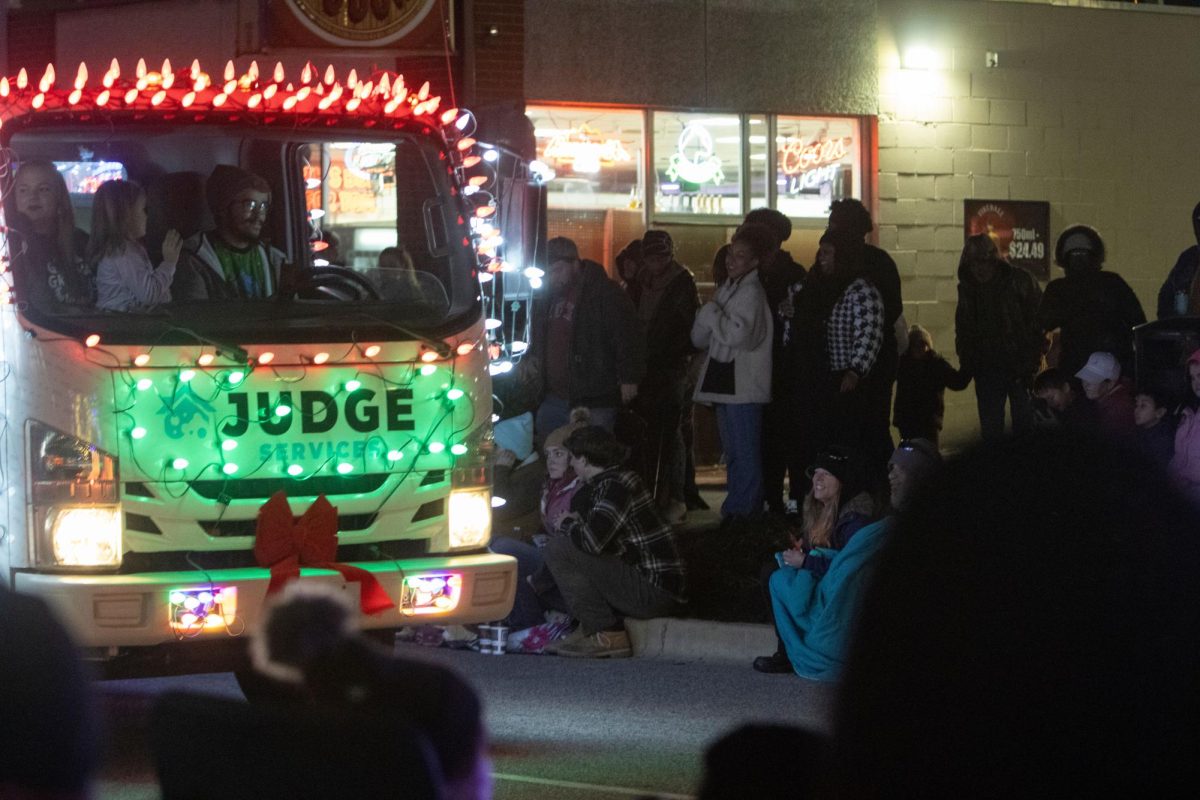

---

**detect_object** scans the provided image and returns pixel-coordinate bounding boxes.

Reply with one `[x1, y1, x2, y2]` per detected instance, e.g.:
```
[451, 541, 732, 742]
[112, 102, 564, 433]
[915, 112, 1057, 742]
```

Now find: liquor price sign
[964, 199, 1051, 280]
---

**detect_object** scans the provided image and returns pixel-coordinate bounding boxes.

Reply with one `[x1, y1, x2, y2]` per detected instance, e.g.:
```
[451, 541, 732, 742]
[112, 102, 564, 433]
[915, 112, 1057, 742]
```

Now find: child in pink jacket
[1169, 349, 1200, 504]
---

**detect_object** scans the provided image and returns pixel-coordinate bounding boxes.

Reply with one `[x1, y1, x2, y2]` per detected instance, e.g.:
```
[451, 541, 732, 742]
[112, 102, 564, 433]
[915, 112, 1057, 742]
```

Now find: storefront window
[652, 112, 741, 217]
[774, 116, 861, 219]
[526, 105, 643, 211]
[747, 114, 769, 211]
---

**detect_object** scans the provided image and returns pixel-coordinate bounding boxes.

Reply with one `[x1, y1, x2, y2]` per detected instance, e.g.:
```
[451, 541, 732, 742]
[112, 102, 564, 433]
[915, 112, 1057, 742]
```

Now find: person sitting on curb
[1033, 367, 1096, 432]
[542, 425, 687, 658]
[1075, 351, 1135, 436]
[490, 408, 591, 653]
[753, 445, 878, 675]
[1133, 387, 1176, 469]
[754, 439, 940, 680]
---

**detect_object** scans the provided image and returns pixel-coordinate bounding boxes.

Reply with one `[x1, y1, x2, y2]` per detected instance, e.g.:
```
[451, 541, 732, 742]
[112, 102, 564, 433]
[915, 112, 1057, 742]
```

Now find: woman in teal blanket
[758, 440, 941, 680]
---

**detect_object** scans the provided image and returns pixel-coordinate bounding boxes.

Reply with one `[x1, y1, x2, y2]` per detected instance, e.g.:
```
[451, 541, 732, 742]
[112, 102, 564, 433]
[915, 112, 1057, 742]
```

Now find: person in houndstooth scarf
[810, 229, 885, 457]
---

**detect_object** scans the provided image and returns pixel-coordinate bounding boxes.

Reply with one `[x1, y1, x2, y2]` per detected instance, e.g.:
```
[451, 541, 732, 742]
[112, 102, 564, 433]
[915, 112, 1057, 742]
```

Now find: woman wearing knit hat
[754, 441, 938, 680]
[753, 445, 875, 674]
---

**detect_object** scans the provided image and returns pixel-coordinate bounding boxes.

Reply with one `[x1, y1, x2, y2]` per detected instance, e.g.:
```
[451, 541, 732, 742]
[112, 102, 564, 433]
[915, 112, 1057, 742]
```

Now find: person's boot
[752, 651, 793, 674]
[556, 628, 632, 659]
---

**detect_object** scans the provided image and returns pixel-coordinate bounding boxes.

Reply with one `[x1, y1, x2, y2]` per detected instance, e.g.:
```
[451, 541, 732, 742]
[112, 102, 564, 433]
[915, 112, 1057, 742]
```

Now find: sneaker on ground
[663, 500, 688, 526]
[506, 617, 575, 654]
[556, 628, 633, 659]
[542, 623, 584, 655]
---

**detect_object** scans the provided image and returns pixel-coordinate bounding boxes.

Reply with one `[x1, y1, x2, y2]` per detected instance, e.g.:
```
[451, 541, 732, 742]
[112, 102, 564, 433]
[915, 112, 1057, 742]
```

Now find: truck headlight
[448, 489, 491, 549]
[28, 421, 121, 569]
[46, 507, 122, 567]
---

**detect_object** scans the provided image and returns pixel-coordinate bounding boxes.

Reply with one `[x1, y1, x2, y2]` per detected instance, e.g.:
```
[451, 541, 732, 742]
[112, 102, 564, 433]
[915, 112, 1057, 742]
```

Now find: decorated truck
[0, 58, 530, 673]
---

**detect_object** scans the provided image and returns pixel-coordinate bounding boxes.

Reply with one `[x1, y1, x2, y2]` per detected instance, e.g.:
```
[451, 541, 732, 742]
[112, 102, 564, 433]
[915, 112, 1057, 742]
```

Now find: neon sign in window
[527, 105, 643, 211]
[774, 116, 861, 219]
[653, 112, 741, 216]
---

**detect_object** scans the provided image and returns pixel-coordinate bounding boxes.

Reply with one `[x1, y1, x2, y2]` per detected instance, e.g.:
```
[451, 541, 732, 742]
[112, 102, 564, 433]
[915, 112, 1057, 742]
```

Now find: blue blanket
[770, 517, 892, 681]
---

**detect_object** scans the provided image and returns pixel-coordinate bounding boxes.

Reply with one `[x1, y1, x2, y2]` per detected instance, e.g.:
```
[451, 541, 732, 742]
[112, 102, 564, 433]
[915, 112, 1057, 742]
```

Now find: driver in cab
[172, 164, 284, 300]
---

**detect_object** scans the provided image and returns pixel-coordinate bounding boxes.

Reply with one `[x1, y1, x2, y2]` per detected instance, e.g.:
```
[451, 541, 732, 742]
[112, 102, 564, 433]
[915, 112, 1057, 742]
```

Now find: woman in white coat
[691, 223, 775, 524]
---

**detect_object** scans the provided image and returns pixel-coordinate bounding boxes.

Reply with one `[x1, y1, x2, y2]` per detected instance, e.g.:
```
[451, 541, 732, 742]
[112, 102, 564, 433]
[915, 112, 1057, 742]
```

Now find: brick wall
[877, 0, 1200, 448]
[472, 0, 523, 104]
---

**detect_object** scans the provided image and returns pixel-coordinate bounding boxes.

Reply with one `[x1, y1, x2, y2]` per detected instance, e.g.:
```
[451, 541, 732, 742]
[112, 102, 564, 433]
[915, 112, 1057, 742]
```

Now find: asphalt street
[95, 643, 836, 800]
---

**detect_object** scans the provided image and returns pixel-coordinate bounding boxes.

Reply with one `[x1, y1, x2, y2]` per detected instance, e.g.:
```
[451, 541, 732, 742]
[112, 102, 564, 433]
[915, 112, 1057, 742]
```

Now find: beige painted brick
[883, 199, 919, 225]
[934, 123, 972, 149]
[914, 97, 955, 124]
[1026, 99, 1062, 128]
[893, 249, 917, 278]
[877, 120, 899, 149]
[915, 149, 955, 175]
[1008, 126, 1045, 152]
[936, 279, 960, 302]
[954, 150, 990, 176]
[1078, 178, 1118, 209]
[971, 124, 1008, 151]
[989, 99, 1026, 126]
[972, 175, 1010, 199]
[970, 71, 1008, 99]
[879, 148, 918, 174]
[935, 225, 968, 251]
[917, 301, 957, 329]
[935, 175, 972, 201]
[990, 151, 1026, 177]
[952, 97, 990, 125]
[1026, 150, 1060, 178]
[913, 199, 956, 225]
[916, 250, 956, 278]
[1042, 177, 1080, 204]
[1058, 150, 1083, 178]
[877, 199, 899, 226]
[904, 277, 939, 302]
[898, 225, 937, 251]
[898, 175, 937, 199]
[1009, 176, 1046, 200]
[895, 122, 936, 148]
[1043, 126, 1080, 154]
[878, 94, 898, 115]
[941, 70, 972, 98]
[876, 224, 900, 251]
[878, 173, 899, 200]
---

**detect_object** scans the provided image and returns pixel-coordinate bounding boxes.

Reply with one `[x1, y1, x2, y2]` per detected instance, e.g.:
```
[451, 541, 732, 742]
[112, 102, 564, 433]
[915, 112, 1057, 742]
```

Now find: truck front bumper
[14, 553, 516, 648]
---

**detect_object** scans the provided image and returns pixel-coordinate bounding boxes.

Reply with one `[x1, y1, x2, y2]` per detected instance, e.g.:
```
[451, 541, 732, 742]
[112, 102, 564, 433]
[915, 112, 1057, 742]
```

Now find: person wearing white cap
[1075, 351, 1135, 435]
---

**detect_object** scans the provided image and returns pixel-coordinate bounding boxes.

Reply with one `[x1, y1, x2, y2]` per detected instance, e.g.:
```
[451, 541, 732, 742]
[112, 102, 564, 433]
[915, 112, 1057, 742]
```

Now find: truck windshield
[2, 125, 478, 344]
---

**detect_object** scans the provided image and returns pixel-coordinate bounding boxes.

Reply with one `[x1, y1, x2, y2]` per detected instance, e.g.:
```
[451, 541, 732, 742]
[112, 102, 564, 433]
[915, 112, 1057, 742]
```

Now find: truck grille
[118, 538, 430, 574]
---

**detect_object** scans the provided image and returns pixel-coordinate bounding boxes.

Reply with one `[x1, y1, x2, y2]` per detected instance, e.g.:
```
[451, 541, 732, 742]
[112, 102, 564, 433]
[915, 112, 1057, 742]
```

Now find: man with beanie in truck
[172, 164, 285, 300]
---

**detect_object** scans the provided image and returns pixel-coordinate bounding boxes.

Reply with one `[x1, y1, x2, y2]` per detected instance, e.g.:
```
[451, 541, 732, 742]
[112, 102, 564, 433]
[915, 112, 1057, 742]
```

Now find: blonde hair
[86, 179, 144, 264]
[802, 485, 842, 549]
[907, 324, 933, 353]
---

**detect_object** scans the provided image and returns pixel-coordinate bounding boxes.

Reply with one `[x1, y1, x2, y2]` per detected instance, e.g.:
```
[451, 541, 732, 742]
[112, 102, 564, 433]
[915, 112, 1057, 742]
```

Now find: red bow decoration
[253, 491, 394, 615]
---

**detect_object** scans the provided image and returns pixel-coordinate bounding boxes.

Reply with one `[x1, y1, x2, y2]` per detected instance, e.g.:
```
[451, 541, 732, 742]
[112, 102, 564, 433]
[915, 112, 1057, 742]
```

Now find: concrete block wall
[877, 0, 1200, 448]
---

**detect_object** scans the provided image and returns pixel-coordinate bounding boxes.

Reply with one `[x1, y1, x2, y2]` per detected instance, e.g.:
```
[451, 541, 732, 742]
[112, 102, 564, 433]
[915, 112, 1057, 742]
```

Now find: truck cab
[0, 60, 516, 671]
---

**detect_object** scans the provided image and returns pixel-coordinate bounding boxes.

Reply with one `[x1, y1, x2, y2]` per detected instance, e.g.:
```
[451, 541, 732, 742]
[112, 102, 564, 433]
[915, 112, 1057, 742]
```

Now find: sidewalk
[628, 465, 776, 664]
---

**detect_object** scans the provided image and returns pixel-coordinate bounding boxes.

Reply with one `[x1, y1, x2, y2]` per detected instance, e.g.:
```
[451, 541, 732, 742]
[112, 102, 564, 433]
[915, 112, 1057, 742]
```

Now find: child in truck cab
[171, 164, 284, 301]
[10, 160, 95, 309]
[90, 179, 182, 312]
